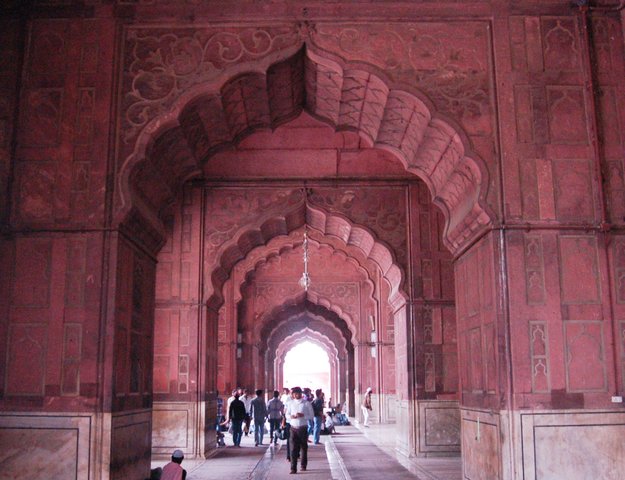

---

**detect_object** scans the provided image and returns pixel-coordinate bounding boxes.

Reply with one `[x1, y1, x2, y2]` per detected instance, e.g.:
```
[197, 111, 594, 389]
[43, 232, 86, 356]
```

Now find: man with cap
[160, 449, 186, 480]
[361, 387, 373, 427]
[284, 386, 314, 474]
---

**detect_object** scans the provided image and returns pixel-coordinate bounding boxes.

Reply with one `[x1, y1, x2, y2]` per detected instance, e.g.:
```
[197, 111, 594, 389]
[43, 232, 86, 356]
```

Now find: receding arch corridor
[283, 341, 332, 399]
[157, 424, 461, 480]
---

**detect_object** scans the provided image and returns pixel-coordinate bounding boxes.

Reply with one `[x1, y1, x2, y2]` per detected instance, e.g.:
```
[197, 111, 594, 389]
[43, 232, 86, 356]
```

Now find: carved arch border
[274, 328, 342, 398]
[207, 202, 406, 313]
[233, 229, 379, 307]
[255, 294, 356, 347]
[119, 42, 493, 256]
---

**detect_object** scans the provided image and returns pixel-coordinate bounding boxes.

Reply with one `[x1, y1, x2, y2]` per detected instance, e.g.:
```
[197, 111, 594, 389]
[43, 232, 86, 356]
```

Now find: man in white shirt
[280, 387, 290, 405]
[241, 388, 253, 436]
[284, 386, 314, 474]
[282, 390, 293, 461]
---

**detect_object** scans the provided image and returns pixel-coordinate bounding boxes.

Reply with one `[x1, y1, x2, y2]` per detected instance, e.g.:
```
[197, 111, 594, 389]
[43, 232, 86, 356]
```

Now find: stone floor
[152, 423, 462, 480]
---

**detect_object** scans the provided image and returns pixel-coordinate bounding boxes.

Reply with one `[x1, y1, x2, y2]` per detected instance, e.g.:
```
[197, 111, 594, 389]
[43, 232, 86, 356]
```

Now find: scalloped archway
[262, 307, 353, 413]
[208, 201, 405, 313]
[277, 329, 340, 400]
[121, 45, 492, 256]
[232, 229, 380, 306]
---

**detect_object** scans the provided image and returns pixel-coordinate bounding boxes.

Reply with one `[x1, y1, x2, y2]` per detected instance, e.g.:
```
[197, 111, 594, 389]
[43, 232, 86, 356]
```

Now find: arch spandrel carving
[120, 37, 493, 256]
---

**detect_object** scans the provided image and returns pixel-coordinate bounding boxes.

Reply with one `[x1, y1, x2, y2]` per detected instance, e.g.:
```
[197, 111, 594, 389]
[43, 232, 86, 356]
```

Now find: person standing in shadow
[229, 392, 246, 447]
[267, 390, 284, 445]
[251, 388, 268, 446]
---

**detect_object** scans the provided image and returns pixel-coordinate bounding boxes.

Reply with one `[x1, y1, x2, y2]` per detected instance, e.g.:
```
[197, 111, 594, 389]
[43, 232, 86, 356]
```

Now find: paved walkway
[154, 423, 462, 480]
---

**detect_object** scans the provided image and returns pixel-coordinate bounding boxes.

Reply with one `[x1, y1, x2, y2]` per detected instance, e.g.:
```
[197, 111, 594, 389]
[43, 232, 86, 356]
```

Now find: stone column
[458, 6, 625, 479]
[408, 183, 461, 457]
[152, 188, 207, 460]
[0, 12, 155, 480]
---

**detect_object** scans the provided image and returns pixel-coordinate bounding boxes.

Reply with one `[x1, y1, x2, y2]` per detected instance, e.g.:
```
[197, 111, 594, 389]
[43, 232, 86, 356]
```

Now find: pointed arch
[276, 329, 340, 397]
[120, 45, 492, 256]
[207, 201, 406, 312]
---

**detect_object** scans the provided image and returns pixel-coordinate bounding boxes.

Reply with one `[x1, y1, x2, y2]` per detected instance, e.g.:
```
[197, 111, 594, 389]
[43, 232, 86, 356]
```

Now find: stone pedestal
[417, 400, 460, 456]
[461, 408, 625, 480]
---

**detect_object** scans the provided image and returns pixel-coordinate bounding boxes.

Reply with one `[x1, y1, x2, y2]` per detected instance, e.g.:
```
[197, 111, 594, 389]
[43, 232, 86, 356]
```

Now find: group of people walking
[222, 386, 332, 474]
[154, 386, 374, 478]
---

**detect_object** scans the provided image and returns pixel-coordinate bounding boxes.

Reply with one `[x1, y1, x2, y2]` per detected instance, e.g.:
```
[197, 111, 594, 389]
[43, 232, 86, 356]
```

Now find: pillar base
[0, 411, 96, 479]
[461, 407, 625, 479]
[416, 400, 460, 456]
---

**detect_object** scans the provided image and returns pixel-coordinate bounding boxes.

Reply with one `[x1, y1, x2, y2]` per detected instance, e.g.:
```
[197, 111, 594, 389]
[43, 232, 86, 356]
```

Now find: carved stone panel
[12, 238, 52, 308]
[564, 321, 606, 393]
[546, 87, 588, 145]
[558, 236, 601, 305]
[613, 239, 625, 304]
[120, 25, 301, 144]
[61, 324, 82, 396]
[552, 160, 594, 221]
[541, 18, 580, 72]
[64, 238, 87, 308]
[312, 21, 493, 136]
[529, 321, 550, 393]
[524, 236, 546, 305]
[6, 324, 47, 395]
[20, 89, 63, 147]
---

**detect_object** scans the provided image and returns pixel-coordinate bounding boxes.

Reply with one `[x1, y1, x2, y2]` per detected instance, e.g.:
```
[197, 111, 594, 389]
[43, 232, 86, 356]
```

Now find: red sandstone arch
[233, 230, 379, 306]
[231, 232, 378, 329]
[207, 201, 405, 312]
[253, 293, 356, 345]
[275, 328, 341, 397]
[260, 308, 353, 409]
[120, 45, 492, 256]
[261, 304, 351, 355]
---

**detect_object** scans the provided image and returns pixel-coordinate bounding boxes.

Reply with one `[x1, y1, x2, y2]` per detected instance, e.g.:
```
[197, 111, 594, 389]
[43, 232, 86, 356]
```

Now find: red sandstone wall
[493, 10, 625, 412]
[0, 234, 104, 407]
[113, 236, 155, 410]
[1, 12, 116, 411]
[410, 183, 458, 400]
[456, 233, 503, 411]
[499, 13, 625, 225]
[0, 17, 19, 228]
[154, 188, 203, 402]
[14, 17, 113, 230]
[507, 230, 619, 409]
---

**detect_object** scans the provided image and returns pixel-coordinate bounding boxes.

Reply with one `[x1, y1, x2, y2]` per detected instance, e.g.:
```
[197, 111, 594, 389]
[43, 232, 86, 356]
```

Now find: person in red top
[160, 449, 186, 480]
